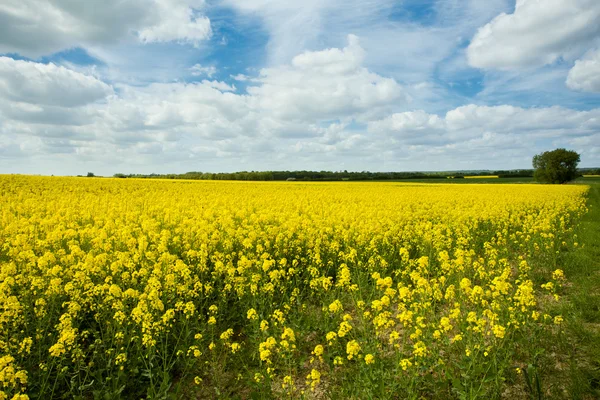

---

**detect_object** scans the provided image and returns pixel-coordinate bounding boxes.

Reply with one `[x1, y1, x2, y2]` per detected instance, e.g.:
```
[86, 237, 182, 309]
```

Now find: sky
[0, 0, 599, 175]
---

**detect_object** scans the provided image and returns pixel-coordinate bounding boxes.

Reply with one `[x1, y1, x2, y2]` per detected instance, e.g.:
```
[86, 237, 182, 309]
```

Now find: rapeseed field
[0, 176, 588, 399]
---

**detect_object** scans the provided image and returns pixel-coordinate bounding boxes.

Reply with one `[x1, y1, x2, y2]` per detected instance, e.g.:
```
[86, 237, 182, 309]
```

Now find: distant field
[380, 176, 536, 184]
[578, 176, 600, 183]
[464, 175, 499, 179]
[0, 175, 595, 399]
[383, 176, 600, 185]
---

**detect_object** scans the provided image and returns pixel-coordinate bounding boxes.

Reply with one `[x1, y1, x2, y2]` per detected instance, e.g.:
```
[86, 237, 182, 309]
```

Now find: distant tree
[87, 172, 95, 177]
[532, 148, 580, 184]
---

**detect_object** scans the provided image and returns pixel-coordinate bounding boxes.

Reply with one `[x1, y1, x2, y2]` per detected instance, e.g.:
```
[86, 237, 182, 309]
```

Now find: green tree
[532, 148, 580, 184]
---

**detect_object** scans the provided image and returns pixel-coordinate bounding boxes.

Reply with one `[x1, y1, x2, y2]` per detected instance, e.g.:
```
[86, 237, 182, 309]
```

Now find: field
[0, 176, 597, 399]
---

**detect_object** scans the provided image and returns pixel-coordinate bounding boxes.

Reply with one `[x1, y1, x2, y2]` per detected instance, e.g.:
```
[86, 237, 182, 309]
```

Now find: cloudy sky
[0, 0, 599, 175]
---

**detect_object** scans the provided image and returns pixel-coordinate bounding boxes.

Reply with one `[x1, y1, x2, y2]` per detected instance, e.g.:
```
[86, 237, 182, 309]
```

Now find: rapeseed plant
[0, 176, 588, 398]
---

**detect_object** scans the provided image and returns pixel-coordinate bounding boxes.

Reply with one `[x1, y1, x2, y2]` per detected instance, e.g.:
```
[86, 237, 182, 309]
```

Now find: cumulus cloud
[0, 57, 112, 107]
[368, 110, 444, 135]
[356, 104, 600, 171]
[566, 49, 600, 92]
[1, 34, 599, 174]
[0, 0, 211, 57]
[190, 64, 217, 77]
[368, 105, 600, 147]
[98, 80, 249, 141]
[248, 35, 406, 122]
[138, 0, 211, 46]
[0, 36, 406, 170]
[467, 0, 600, 70]
[0, 57, 111, 129]
[85, 35, 405, 141]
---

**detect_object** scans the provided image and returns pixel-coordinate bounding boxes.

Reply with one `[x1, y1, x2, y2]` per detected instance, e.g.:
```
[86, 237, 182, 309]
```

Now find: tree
[532, 148, 580, 184]
[86, 172, 95, 177]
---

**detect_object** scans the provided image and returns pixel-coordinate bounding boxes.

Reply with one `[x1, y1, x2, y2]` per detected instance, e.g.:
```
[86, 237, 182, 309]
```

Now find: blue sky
[0, 0, 599, 175]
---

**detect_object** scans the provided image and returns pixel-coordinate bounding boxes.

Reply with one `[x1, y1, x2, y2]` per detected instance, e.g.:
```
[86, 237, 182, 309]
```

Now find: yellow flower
[413, 341, 427, 357]
[346, 340, 361, 360]
[260, 349, 271, 361]
[260, 320, 269, 332]
[552, 269, 565, 280]
[282, 375, 294, 389]
[439, 317, 452, 332]
[306, 369, 321, 390]
[281, 327, 296, 342]
[328, 300, 343, 313]
[247, 308, 258, 320]
[492, 325, 506, 339]
[450, 334, 463, 343]
[338, 321, 352, 337]
[220, 328, 234, 341]
[400, 358, 413, 370]
[313, 345, 324, 357]
[326, 331, 337, 344]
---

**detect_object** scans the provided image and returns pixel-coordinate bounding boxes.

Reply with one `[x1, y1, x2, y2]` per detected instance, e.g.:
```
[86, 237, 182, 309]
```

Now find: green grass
[530, 179, 600, 399]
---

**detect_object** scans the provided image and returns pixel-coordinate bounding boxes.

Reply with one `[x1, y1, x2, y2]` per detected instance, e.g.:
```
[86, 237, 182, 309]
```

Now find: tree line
[98, 149, 596, 183]
[110, 169, 538, 181]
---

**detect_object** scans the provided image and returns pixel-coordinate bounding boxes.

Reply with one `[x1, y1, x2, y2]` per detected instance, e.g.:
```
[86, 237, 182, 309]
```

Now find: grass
[529, 177, 600, 399]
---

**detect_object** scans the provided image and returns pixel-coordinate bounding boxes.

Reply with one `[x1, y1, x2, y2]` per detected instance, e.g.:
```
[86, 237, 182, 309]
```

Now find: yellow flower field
[0, 176, 589, 399]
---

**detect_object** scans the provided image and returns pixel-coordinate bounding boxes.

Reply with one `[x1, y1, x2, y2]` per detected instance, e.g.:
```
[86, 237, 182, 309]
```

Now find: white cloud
[0, 57, 112, 107]
[201, 80, 236, 92]
[369, 110, 444, 134]
[368, 105, 600, 148]
[467, 0, 600, 70]
[138, 0, 211, 46]
[221, 0, 512, 90]
[567, 49, 600, 92]
[190, 64, 217, 77]
[291, 34, 364, 74]
[0, 0, 211, 58]
[1, 35, 599, 174]
[0, 37, 406, 169]
[248, 35, 406, 122]
[231, 74, 249, 81]
[98, 35, 403, 140]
